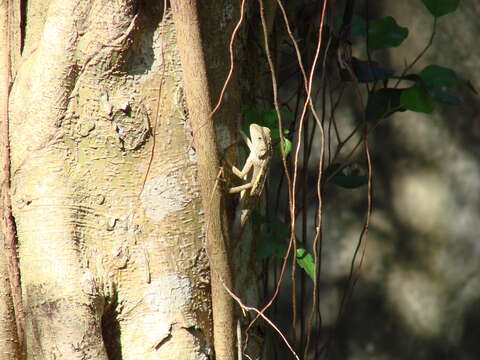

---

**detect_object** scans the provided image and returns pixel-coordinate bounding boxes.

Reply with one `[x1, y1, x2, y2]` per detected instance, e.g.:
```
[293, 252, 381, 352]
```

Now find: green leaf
[430, 89, 461, 105]
[368, 16, 408, 51]
[420, 65, 458, 88]
[325, 163, 368, 189]
[398, 71, 460, 106]
[332, 173, 368, 189]
[296, 248, 315, 280]
[421, 0, 459, 17]
[351, 57, 394, 83]
[401, 85, 435, 113]
[365, 88, 404, 122]
[278, 137, 292, 157]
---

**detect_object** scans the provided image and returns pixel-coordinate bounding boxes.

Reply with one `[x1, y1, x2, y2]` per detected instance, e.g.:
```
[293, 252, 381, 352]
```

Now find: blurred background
[257, 1, 480, 359]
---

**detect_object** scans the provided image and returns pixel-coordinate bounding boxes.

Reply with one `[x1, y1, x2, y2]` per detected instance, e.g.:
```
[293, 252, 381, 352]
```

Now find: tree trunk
[1, 0, 23, 357]
[2, 0, 251, 358]
[170, 1, 236, 359]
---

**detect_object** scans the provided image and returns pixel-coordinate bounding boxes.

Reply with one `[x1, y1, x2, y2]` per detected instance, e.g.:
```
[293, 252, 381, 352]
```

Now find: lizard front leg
[229, 155, 254, 195]
[231, 156, 253, 180]
[229, 182, 253, 194]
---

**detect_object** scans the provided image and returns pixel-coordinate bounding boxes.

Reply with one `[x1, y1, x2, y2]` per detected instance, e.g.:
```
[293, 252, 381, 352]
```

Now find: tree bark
[171, 1, 236, 359]
[3, 0, 252, 358]
[0, 0, 23, 357]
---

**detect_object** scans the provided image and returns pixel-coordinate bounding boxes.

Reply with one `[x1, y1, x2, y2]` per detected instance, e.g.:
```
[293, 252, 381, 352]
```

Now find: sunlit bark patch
[140, 172, 192, 222]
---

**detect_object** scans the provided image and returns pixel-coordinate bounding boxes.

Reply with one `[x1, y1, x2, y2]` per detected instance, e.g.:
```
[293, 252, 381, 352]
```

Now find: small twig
[223, 271, 300, 360]
[394, 17, 437, 88]
[237, 320, 243, 360]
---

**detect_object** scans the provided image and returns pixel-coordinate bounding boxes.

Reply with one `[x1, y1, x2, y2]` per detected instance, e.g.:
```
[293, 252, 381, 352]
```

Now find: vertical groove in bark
[171, 1, 236, 359]
[0, 0, 24, 357]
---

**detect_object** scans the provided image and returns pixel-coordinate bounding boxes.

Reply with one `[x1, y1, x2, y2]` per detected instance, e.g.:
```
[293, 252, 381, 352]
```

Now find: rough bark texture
[0, 0, 23, 357]
[7, 0, 241, 358]
[0, 247, 21, 358]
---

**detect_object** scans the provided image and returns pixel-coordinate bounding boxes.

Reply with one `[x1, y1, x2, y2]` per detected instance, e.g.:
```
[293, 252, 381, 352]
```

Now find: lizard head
[249, 124, 272, 158]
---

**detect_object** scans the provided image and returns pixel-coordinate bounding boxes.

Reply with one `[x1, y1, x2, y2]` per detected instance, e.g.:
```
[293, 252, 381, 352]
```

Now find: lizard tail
[231, 208, 250, 242]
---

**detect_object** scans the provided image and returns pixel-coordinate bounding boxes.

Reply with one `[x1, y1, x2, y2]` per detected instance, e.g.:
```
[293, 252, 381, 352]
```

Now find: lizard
[229, 123, 272, 240]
